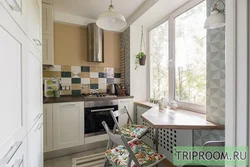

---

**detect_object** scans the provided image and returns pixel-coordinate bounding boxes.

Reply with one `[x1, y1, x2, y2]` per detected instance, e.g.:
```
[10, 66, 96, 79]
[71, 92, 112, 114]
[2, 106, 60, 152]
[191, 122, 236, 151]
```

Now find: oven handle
[90, 108, 115, 113]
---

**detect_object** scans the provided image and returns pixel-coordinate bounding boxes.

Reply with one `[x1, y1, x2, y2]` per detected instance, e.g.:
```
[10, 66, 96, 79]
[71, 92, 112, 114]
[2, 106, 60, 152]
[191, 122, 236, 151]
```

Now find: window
[149, 1, 206, 112]
[149, 21, 169, 99]
[175, 2, 206, 105]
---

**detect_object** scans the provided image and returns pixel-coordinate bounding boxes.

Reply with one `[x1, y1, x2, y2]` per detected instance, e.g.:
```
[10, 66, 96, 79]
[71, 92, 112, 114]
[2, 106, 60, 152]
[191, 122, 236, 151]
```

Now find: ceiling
[134, 0, 190, 28]
[52, 0, 147, 20]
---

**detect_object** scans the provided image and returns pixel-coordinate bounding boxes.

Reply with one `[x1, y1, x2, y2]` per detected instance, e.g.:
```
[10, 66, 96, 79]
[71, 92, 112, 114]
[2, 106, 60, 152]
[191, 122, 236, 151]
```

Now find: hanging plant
[135, 26, 147, 69]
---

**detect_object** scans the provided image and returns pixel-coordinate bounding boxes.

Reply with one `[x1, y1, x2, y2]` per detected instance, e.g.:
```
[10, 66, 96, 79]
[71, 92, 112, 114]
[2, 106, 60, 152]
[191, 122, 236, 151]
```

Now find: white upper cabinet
[42, 3, 54, 65]
[0, 0, 26, 31]
[42, 3, 53, 35]
[26, 40, 42, 131]
[0, 5, 27, 162]
[53, 102, 85, 150]
[118, 99, 134, 126]
[42, 34, 54, 65]
[26, 0, 42, 52]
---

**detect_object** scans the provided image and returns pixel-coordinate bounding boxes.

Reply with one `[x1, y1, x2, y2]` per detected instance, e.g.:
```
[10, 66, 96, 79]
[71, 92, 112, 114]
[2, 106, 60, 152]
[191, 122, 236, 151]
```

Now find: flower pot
[139, 55, 146, 66]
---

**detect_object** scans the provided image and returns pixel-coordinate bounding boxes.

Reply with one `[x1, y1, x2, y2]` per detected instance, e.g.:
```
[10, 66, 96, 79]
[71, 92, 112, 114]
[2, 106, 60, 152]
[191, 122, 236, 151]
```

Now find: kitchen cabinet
[42, 34, 54, 65]
[118, 99, 134, 126]
[53, 102, 85, 150]
[136, 105, 151, 125]
[0, 0, 26, 31]
[27, 117, 43, 167]
[42, 3, 53, 35]
[0, 1, 42, 166]
[43, 104, 53, 152]
[26, 40, 43, 131]
[26, 0, 42, 52]
[0, 5, 27, 161]
[42, 3, 54, 65]
[5, 137, 27, 167]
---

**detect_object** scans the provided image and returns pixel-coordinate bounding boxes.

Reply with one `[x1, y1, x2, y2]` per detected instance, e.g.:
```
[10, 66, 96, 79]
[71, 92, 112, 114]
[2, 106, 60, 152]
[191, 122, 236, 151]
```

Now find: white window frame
[148, 0, 206, 113]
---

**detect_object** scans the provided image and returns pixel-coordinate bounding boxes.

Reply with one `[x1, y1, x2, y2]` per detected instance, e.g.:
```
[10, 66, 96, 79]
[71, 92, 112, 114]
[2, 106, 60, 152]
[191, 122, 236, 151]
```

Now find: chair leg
[103, 157, 109, 167]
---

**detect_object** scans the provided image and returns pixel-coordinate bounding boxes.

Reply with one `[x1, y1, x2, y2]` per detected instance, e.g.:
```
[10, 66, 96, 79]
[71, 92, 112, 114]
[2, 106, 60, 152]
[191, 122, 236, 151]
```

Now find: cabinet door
[43, 104, 53, 152]
[26, 0, 42, 51]
[0, 0, 26, 31]
[136, 106, 150, 125]
[27, 118, 43, 167]
[42, 34, 54, 65]
[5, 137, 27, 167]
[26, 40, 42, 131]
[42, 3, 53, 35]
[118, 99, 133, 126]
[53, 102, 84, 150]
[0, 5, 27, 161]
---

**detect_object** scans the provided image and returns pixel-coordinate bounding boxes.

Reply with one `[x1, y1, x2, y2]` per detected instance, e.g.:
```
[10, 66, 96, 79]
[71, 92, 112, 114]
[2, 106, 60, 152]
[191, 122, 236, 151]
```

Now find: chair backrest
[102, 121, 141, 167]
[110, 106, 133, 134]
[203, 141, 225, 147]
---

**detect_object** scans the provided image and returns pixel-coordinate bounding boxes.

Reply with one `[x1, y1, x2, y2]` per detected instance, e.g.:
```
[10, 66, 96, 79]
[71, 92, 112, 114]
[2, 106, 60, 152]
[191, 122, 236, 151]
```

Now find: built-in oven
[84, 100, 118, 137]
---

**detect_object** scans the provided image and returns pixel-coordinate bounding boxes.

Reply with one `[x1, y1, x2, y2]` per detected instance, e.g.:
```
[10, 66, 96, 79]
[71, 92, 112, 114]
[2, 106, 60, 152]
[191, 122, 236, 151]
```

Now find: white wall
[54, 12, 96, 26]
[130, 25, 148, 101]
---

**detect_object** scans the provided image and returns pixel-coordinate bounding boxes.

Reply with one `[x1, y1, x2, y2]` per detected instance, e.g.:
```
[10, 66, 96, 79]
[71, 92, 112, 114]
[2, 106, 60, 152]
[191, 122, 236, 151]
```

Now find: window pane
[175, 2, 206, 105]
[150, 21, 169, 99]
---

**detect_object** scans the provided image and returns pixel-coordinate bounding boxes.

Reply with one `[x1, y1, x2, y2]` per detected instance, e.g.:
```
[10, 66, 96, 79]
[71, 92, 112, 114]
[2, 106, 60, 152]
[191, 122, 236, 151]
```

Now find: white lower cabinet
[118, 99, 134, 126]
[5, 137, 27, 167]
[53, 102, 85, 150]
[136, 105, 150, 125]
[43, 104, 53, 152]
[27, 118, 43, 167]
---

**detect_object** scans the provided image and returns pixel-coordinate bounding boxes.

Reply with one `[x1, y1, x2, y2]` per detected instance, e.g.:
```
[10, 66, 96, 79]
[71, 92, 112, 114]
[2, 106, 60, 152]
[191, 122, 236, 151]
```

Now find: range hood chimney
[87, 23, 104, 63]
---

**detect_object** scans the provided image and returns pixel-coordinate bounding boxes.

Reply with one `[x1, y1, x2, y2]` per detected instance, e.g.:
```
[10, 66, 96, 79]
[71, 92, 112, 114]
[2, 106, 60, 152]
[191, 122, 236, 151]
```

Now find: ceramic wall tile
[43, 65, 121, 95]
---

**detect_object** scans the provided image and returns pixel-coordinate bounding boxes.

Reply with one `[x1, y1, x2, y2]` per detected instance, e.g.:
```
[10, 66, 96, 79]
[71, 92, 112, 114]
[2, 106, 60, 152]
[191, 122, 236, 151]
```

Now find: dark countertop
[43, 95, 134, 104]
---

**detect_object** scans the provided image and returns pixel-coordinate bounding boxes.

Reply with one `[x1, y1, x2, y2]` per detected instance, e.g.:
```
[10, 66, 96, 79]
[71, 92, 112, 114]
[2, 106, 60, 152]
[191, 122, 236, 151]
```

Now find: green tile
[72, 78, 81, 84]
[90, 84, 98, 89]
[114, 73, 121, 78]
[81, 66, 90, 72]
[98, 72, 107, 78]
[72, 90, 81, 96]
[61, 72, 71, 78]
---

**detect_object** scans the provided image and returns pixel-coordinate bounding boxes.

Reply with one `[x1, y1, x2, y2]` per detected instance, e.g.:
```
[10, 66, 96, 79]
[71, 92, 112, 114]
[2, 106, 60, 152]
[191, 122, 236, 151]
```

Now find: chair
[110, 106, 149, 139]
[183, 141, 225, 167]
[102, 121, 165, 167]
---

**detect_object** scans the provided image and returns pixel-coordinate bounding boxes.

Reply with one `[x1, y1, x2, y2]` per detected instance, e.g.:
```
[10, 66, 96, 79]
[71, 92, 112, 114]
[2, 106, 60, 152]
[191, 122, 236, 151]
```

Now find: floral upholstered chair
[110, 106, 149, 139]
[102, 121, 165, 167]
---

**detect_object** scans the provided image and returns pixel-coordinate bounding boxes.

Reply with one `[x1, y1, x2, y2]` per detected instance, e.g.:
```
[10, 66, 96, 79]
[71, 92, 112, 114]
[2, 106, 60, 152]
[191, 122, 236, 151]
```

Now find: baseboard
[44, 140, 107, 160]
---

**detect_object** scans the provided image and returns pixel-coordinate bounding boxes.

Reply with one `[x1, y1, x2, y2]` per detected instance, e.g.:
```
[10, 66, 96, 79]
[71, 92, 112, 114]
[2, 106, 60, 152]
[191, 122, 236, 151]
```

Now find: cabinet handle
[33, 39, 42, 46]
[35, 123, 43, 132]
[5, 0, 21, 12]
[61, 103, 77, 106]
[12, 158, 23, 167]
[1, 141, 22, 164]
[91, 108, 115, 113]
[34, 113, 43, 122]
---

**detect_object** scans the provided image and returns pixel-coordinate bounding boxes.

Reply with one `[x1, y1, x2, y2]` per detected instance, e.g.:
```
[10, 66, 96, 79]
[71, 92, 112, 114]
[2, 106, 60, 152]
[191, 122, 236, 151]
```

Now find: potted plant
[135, 26, 147, 70]
[136, 52, 147, 66]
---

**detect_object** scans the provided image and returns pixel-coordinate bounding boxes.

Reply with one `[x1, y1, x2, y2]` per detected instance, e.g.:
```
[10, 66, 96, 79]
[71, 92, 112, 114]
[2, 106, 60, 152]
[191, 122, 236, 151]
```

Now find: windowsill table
[141, 106, 225, 152]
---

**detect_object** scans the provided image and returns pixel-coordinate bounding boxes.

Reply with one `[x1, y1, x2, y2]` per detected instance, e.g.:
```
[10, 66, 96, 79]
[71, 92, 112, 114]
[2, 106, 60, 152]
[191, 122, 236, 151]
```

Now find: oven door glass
[84, 105, 118, 137]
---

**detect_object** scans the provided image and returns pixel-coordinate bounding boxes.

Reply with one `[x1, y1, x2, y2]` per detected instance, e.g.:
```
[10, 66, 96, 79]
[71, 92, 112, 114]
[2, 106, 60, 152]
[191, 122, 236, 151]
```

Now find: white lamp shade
[204, 10, 225, 29]
[96, 8, 127, 32]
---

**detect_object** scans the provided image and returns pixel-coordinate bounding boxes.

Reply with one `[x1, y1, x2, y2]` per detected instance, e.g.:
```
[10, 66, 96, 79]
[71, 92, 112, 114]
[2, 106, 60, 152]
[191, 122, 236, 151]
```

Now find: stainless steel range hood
[87, 23, 104, 63]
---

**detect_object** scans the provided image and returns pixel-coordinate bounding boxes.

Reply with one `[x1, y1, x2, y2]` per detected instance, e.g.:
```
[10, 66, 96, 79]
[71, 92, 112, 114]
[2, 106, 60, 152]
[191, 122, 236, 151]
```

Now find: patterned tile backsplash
[43, 65, 121, 96]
